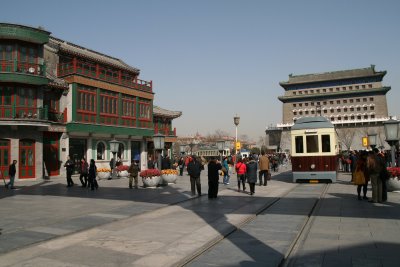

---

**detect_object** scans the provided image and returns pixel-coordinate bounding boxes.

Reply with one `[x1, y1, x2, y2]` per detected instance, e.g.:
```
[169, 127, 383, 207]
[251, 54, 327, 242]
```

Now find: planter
[161, 174, 177, 184]
[97, 172, 111, 180]
[142, 176, 161, 188]
[387, 177, 400, 192]
[118, 170, 129, 178]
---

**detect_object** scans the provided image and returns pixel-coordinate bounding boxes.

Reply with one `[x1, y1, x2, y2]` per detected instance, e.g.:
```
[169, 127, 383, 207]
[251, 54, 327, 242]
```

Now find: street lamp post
[216, 140, 225, 162]
[153, 133, 165, 170]
[109, 139, 119, 179]
[180, 144, 186, 155]
[368, 132, 377, 150]
[234, 115, 240, 155]
[383, 117, 400, 167]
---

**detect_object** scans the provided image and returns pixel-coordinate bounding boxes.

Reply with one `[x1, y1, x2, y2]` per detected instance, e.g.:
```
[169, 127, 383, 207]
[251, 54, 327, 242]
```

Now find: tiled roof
[280, 65, 386, 86]
[46, 70, 68, 89]
[153, 106, 182, 119]
[48, 37, 140, 74]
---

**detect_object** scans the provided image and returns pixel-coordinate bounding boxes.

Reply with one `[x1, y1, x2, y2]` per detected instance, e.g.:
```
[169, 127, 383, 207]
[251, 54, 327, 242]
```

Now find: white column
[140, 140, 148, 170]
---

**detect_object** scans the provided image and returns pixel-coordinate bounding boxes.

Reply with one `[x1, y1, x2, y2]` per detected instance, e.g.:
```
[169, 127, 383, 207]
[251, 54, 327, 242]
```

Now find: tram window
[306, 135, 319, 153]
[295, 136, 304, 153]
[321, 135, 331, 152]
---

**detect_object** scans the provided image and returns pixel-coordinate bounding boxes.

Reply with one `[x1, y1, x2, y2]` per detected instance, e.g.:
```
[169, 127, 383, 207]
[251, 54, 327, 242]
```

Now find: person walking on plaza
[88, 159, 98, 190]
[178, 156, 185, 176]
[376, 149, 389, 202]
[353, 151, 369, 200]
[187, 155, 203, 196]
[208, 157, 222, 199]
[235, 158, 247, 192]
[246, 155, 258, 195]
[128, 160, 140, 189]
[258, 151, 270, 186]
[367, 150, 383, 203]
[222, 157, 230, 185]
[79, 158, 89, 187]
[5, 160, 17, 189]
[64, 155, 75, 187]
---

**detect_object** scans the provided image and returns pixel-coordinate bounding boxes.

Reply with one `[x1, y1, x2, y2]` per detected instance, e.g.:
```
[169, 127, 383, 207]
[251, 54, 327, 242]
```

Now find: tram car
[194, 148, 230, 161]
[291, 116, 338, 183]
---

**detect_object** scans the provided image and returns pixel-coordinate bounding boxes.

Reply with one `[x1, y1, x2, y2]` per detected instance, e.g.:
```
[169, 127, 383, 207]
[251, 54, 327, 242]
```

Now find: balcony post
[44, 105, 48, 120]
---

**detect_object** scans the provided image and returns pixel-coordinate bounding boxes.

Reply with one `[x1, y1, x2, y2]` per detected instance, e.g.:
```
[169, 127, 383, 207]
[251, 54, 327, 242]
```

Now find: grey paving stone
[0, 231, 56, 254]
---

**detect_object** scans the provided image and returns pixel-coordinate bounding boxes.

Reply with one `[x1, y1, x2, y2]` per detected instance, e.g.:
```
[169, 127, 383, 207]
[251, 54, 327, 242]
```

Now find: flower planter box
[161, 174, 177, 184]
[142, 176, 161, 188]
[97, 172, 111, 180]
[387, 177, 400, 192]
[118, 170, 129, 178]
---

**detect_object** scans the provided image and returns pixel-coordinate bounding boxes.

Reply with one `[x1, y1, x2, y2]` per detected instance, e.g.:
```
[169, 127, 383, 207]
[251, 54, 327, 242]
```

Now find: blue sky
[3, 0, 400, 141]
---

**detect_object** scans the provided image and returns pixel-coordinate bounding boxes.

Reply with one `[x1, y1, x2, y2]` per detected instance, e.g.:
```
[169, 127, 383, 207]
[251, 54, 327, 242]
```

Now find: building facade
[0, 23, 181, 180]
[270, 65, 393, 152]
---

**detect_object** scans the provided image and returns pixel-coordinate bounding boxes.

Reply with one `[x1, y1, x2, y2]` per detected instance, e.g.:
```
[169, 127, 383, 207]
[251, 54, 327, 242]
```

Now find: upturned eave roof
[280, 65, 386, 89]
[153, 106, 182, 119]
[48, 37, 140, 74]
[278, 86, 391, 103]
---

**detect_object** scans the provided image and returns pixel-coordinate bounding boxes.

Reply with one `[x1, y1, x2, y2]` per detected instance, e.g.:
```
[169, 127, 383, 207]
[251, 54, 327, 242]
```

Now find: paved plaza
[0, 167, 400, 267]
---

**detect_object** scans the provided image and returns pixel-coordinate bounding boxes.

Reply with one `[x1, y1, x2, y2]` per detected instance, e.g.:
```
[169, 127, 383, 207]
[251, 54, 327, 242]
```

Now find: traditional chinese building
[269, 65, 393, 151]
[0, 23, 181, 180]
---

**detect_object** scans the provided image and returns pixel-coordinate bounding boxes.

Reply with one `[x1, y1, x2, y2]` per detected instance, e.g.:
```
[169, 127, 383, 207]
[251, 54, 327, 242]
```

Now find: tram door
[19, 139, 35, 178]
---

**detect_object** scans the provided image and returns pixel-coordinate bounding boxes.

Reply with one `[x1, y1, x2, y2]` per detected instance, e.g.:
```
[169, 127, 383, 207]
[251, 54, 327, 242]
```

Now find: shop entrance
[69, 139, 87, 174]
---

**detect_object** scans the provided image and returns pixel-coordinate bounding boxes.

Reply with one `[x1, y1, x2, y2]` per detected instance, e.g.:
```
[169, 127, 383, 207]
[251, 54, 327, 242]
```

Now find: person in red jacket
[235, 158, 247, 192]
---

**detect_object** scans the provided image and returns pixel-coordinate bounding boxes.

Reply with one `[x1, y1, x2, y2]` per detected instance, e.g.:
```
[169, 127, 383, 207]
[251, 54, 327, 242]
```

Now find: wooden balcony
[0, 105, 66, 123]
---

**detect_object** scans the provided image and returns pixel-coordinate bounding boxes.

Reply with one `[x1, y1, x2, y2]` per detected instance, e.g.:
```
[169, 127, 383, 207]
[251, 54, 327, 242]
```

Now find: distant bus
[291, 116, 338, 183]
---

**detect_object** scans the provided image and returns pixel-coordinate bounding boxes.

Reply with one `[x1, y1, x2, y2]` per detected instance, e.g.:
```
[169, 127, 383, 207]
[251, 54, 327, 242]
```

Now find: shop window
[97, 142, 105, 160]
[118, 143, 124, 159]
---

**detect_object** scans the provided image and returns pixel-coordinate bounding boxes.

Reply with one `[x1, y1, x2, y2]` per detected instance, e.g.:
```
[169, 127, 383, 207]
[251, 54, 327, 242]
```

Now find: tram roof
[291, 116, 334, 130]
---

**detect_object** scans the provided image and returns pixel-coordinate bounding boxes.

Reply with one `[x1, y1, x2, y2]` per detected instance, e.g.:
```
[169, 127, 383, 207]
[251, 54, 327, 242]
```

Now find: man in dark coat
[64, 155, 75, 187]
[187, 155, 203, 196]
[208, 157, 222, 199]
[246, 156, 258, 195]
[5, 160, 17, 189]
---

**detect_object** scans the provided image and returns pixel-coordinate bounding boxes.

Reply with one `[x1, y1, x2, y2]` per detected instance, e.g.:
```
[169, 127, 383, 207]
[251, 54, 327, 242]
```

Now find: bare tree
[336, 128, 356, 150]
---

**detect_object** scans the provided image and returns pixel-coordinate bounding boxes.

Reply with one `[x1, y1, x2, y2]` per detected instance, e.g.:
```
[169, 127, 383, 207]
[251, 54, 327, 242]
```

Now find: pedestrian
[178, 157, 185, 176]
[246, 155, 258, 195]
[258, 151, 270, 186]
[147, 156, 155, 169]
[235, 158, 247, 192]
[5, 160, 17, 189]
[353, 151, 369, 200]
[128, 160, 140, 189]
[109, 157, 115, 180]
[161, 155, 171, 170]
[79, 158, 88, 187]
[88, 159, 98, 190]
[187, 155, 203, 196]
[64, 155, 75, 187]
[208, 157, 222, 199]
[377, 149, 389, 202]
[222, 157, 230, 185]
[367, 149, 383, 203]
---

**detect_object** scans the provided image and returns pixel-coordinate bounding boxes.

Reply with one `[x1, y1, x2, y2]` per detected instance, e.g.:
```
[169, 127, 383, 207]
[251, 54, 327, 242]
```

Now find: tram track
[280, 182, 330, 267]
[183, 182, 330, 267]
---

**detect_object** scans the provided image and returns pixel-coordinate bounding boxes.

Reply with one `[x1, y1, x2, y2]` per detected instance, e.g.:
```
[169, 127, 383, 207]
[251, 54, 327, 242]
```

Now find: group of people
[352, 148, 389, 203]
[182, 150, 273, 199]
[64, 156, 98, 190]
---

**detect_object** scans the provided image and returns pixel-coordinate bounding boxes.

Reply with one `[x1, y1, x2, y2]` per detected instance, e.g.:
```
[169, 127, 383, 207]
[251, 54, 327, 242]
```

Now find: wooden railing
[0, 60, 46, 76]
[0, 105, 65, 123]
[57, 59, 152, 92]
